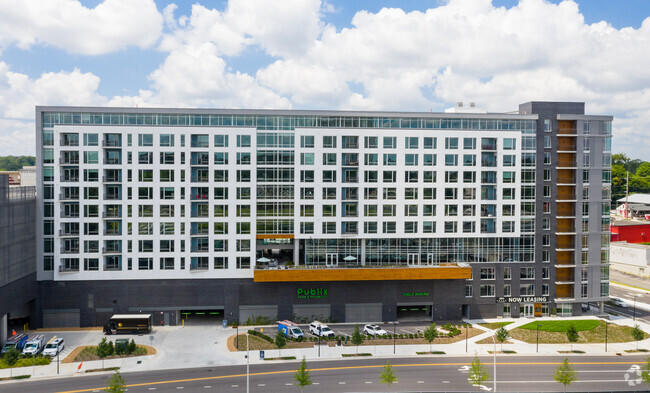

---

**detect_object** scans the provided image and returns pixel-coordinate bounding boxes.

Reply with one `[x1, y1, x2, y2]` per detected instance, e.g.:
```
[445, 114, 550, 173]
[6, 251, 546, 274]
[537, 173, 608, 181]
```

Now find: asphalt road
[3, 355, 649, 393]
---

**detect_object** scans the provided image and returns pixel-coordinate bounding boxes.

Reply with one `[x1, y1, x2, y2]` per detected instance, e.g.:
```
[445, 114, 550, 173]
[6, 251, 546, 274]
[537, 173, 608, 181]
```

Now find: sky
[0, 0, 649, 158]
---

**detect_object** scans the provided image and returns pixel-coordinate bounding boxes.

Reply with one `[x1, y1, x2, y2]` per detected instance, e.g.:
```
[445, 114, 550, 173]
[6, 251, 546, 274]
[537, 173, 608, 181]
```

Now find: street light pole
[536, 324, 541, 353]
[633, 296, 637, 321]
[246, 333, 250, 393]
[465, 323, 468, 353]
[490, 334, 497, 392]
[605, 321, 608, 352]
[236, 324, 239, 349]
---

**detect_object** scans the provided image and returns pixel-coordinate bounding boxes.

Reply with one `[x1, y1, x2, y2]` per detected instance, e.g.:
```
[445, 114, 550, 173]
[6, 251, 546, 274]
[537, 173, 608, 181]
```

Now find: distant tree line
[0, 156, 35, 171]
[612, 153, 650, 207]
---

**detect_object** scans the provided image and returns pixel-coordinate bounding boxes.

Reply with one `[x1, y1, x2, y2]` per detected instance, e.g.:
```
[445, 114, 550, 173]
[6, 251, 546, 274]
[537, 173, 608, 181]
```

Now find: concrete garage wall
[345, 303, 382, 323]
[239, 305, 278, 323]
[37, 278, 472, 328]
[43, 310, 80, 328]
[292, 304, 331, 321]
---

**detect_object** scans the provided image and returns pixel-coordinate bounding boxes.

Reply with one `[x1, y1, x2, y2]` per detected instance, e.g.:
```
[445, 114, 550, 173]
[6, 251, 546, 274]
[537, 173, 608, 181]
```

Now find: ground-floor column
[0, 314, 7, 347]
[293, 241, 299, 266]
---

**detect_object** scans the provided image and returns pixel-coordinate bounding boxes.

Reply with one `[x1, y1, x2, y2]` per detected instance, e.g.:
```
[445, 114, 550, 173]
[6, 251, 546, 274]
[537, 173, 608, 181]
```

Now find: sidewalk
[2, 316, 649, 381]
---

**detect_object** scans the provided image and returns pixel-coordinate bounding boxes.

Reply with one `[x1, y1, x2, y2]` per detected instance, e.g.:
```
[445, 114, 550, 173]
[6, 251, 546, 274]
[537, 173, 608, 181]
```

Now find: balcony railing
[102, 247, 122, 254]
[60, 247, 80, 254]
[59, 230, 79, 236]
[59, 193, 79, 200]
[59, 158, 79, 164]
[60, 177, 79, 182]
[103, 140, 121, 147]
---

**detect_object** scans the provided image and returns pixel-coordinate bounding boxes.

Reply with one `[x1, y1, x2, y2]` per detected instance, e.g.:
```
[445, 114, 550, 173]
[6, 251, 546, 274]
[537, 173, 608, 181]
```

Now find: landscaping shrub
[247, 329, 274, 343]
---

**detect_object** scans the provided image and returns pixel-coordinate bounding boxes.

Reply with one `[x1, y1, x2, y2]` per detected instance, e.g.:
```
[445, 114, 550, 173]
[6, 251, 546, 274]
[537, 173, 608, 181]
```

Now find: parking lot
[250, 320, 462, 339]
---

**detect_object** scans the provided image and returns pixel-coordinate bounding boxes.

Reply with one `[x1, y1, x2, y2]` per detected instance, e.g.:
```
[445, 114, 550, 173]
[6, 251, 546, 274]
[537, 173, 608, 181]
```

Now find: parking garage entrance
[180, 308, 224, 325]
[396, 303, 433, 321]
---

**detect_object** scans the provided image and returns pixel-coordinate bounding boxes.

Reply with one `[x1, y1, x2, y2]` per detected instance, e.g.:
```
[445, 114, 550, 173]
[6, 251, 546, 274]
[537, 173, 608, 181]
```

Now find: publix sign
[297, 287, 328, 299]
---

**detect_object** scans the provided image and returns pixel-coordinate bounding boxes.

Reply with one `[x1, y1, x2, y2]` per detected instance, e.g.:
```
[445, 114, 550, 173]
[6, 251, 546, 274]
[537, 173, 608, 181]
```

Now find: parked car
[363, 324, 388, 336]
[309, 321, 335, 338]
[43, 337, 65, 357]
[609, 297, 629, 308]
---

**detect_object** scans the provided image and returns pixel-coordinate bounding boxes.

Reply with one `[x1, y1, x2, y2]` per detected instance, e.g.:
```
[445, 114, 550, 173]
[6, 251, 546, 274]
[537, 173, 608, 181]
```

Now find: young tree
[632, 324, 645, 351]
[553, 357, 578, 392]
[128, 339, 136, 354]
[3, 347, 20, 377]
[423, 323, 438, 353]
[351, 324, 364, 354]
[294, 356, 312, 391]
[105, 371, 126, 393]
[97, 338, 113, 369]
[495, 326, 510, 351]
[467, 354, 490, 391]
[275, 333, 286, 357]
[565, 325, 579, 352]
[641, 357, 650, 387]
[380, 361, 398, 390]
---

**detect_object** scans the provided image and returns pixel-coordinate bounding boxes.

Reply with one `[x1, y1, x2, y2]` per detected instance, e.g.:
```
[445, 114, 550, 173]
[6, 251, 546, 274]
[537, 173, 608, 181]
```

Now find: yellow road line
[56, 360, 641, 393]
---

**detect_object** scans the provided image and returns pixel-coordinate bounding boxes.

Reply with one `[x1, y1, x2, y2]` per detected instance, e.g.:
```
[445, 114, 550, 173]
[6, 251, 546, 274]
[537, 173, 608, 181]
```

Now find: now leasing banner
[496, 296, 548, 303]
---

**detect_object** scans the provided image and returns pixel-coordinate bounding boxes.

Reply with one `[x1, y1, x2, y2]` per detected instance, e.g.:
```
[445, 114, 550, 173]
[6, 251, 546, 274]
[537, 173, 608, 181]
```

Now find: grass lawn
[511, 321, 648, 344]
[519, 320, 600, 332]
[479, 322, 514, 330]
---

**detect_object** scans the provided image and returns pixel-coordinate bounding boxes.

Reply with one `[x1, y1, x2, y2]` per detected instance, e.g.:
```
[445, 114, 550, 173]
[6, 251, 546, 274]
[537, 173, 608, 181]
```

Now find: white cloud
[0, 118, 35, 156]
[0, 62, 106, 119]
[0, 0, 163, 55]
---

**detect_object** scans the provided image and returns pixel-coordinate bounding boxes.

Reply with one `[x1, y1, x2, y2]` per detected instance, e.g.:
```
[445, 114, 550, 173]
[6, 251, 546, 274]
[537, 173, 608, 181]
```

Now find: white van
[43, 337, 65, 357]
[22, 334, 45, 356]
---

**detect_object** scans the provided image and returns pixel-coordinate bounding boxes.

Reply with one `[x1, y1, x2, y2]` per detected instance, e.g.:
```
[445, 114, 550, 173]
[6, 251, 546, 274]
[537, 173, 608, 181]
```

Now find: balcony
[555, 283, 574, 300]
[102, 211, 121, 218]
[556, 218, 576, 234]
[557, 137, 576, 152]
[102, 176, 121, 183]
[60, 176, 79, 183]
[105, 193, 121, 201]
[103, 158, 121, 165]
[59, 193, 79, 201]
[58, 265, 79, 273]
[555, 267, 575, 284]
[253, 263, 472, 282]
[58, 229, 79, 237]
[556, 185, 576, 201]
[104, 230, 122, 236]
[102, 140, 121, 147]
[556, 202, 576, 217]
[556, 235, 575, 251]
[191, 176, 209, 183]
[60, 247, 80, 254]
[557, 169, 576, 185]
[59, 158, 79, 165]
[557, 153, 577, 168]
[102, 247, 122, 254]
[60, 212, 80, 218]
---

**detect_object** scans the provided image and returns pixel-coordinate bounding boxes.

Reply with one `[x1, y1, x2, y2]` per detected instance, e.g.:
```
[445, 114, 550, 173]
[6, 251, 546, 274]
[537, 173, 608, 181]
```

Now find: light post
[246, 333, 250, 393]
[236, 324, 239, 350]
[465, 323, 468, 353]
[318, 333, 321, 357]
[390, 321, 399, 354]
[605, 321, 608, 352]
[633, 296, 637, 321]
[536, 324, 541, 353]
[490, 334, 497, 392]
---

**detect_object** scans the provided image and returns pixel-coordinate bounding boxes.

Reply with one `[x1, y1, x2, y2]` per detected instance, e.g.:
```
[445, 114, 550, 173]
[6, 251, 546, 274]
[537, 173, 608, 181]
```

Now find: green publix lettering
[297, 288, 327, 297]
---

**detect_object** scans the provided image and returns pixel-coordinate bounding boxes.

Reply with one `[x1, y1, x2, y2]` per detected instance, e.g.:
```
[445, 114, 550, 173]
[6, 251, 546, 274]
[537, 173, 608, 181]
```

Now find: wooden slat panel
[254, 266, 472, 282]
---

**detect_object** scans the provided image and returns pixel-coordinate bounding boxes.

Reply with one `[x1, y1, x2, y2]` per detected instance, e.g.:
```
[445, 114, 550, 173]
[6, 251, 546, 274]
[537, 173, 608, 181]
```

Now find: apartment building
[35, 102, 611, 327]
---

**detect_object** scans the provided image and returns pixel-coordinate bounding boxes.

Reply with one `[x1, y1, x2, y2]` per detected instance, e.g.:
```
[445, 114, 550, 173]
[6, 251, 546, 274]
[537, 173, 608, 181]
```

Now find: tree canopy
[0, 156, 35, 171]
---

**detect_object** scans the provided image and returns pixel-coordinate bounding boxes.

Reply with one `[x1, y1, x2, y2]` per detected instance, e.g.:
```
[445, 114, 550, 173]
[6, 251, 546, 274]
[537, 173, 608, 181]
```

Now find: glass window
[383, 136, 396, 149]
[445, 137, 458, 149]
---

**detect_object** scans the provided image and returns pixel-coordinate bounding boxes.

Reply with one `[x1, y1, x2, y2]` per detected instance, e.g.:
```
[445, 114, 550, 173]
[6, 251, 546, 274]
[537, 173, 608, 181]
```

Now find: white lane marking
[417, 380, 425, 383]
[285, 383, 293, 385]
[365, 381, 372, 384]
[258, 384, 266, 387]
[203, 386, 211, 389]
[443, 381, 450, 383]
[231, 385, 238, 388]
[339, 381, 346, 384]
[176, 388, 184, 390]
[313, 382, 320, 385]
[148, 389, 156, 391]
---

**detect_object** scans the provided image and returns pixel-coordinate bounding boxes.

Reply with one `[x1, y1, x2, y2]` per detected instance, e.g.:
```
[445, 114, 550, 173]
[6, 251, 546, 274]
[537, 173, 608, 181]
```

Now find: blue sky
[0, 0, 649, 158]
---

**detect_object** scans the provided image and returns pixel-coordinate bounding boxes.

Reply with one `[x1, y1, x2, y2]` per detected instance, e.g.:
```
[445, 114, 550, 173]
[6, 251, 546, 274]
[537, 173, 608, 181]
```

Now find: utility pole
[246, 333, 249, 393]
[625, 171, 629, 218]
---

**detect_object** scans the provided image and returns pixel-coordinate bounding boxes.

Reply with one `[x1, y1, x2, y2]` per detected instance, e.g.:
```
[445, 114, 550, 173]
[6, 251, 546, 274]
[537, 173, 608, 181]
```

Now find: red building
[611, 220, 650, 244]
